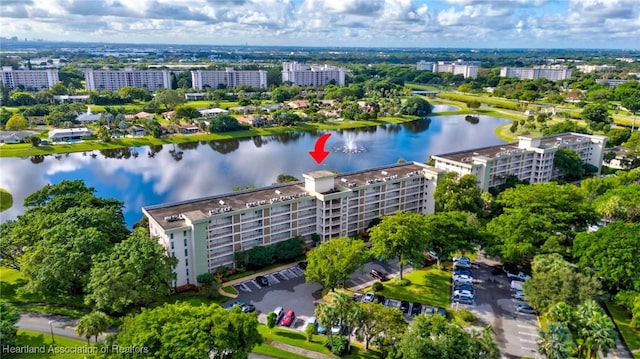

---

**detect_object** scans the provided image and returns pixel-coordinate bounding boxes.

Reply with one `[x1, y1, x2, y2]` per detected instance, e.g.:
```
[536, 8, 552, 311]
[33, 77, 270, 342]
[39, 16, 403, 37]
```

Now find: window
[184, 249, 188, 256]
[171, 251, 175, 257]
[186, 269, 189, 276]
[183, 230, 187, 236]
[170, 241, 174, 249]
[170, 233, 174, 239]
[184, 238, 187, 247]
[185, 258, 189, 266]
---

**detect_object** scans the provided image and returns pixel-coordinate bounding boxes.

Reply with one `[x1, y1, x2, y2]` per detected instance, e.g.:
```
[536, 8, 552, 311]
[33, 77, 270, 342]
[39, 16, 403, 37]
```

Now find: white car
[453, 289, 474, 298]
[512, 291, 525, 301]
[453, 275, 473, 284]
[506, 271, 531, 281]
[363, 292, 375, 303]
[331, 321, 343, 335]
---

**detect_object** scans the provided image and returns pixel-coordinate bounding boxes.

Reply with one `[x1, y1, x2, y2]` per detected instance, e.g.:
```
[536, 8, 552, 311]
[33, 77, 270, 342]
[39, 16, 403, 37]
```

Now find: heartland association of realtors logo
[2, 345, 149, 354]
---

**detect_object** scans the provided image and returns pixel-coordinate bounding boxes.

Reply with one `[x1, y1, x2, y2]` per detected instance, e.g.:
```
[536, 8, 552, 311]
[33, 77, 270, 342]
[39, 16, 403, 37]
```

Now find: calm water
[0, 115, 508, 226]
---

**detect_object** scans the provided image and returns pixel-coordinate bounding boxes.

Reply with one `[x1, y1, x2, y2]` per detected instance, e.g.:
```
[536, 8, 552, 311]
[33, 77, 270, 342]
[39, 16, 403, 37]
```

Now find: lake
[0, 114, 508, 226]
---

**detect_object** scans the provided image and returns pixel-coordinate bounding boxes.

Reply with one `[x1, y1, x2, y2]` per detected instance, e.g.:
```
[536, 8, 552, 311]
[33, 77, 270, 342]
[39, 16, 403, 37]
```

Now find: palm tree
[472, 326, 500, 359]
[76, 311, 110, 345]
[537, 322, 576, 359]
[575, 300, 618, 358]
[548, 302, 578, 334]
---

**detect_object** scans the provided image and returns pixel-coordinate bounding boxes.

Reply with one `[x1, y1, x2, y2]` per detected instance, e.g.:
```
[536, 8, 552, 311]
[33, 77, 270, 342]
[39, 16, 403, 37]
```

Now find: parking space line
[519, 338, 536, 344]
[281, 270, 294, 279]
[286, 269, 299, 278]
[266, 274, 280, 284]
[250, 280, 261, 289]
[277, 271, 289, 280]
[517, 324, 537, 329]
[233, 284, 251, 293]
[290, 267, 303, 276]
[519, 331, 539, 336]
[521, 347, 536, 351]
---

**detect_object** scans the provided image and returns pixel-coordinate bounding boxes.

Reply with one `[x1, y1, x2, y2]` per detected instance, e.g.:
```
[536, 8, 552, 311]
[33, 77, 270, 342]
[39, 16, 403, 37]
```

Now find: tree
[209, 114, 245, 133]
[5, 113, 28, 130]
[27, 135, 41, 147]
[543, 120, 591, 136]
[573, 222, 640, 293]
[554, 148, 586, 180]
[397, 313, 499, 359]
[522, 254, 601, 313]
[537, 322, 576, 359]
[582, 103, 610, 130]
[486, 183, 597, 264]
[592, 186, 640, 223]
[85, 228, 177, 314]
[422, 211, 480, 265]
[306, 323, 316, 342]
[369, 211, 429, 279]
[434, 173, 483, 215]
[266, 312, 277, 332]
[197, 273, 221, 299]
[401, 96, 432, 116]
[174, 105, 201, 120]
[575, 300, 617, 358]
[154, 89, 185, 111]
[467, 100, 481, 109]
[76, 311, 110, 344]
[0, 303, 19, 349]
[353, 302, 406, 351]
[111, 303, 262, 358]
[315, 303, 340, 339]
[305, 237, 368, 291]
[276, 174, 299, 183]
[622, 96, 640, 115]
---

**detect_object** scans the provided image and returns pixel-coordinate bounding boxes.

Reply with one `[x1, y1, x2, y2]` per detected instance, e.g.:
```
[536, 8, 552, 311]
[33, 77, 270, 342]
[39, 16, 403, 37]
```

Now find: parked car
[273, 306, 284, 323]
[375, 295, 386, 304]
[241, 304, 256, 313]
[506, 271, 531, 281]
[411, 302, 422, 315]
[363, 292, 375, 303]
[453, 289, 475, 298]
[400, 301, 410, 314]
[516, 304, 538, 315]
[454, 261, 472, 269]
[304, 317, 318, 332]
[281, 310, 295, 326]
[453, 275, 473, 284]
[297, 261, 308, 270]
[512, 291, 526, 301]
[226, 300, 245, 310]
[453, 284, 474, 293]
[255, 275, 269, 287]
[453, 294, 474, 305]
[369, 269, 387, 281]
[317, 322, 328, 334]
[453, 256, 470, 263]
[331, 320, 343, 335]
[453, 269, 472, 276]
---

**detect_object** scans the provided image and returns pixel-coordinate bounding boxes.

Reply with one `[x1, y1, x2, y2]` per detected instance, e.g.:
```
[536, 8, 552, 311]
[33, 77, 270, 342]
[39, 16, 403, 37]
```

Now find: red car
[281, 310, 295, 326]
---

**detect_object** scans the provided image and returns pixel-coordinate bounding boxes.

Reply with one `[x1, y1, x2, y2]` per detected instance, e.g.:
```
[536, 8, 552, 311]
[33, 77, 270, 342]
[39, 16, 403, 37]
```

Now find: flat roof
[144, 162, 439, 230]
[433, 132, 595, 164]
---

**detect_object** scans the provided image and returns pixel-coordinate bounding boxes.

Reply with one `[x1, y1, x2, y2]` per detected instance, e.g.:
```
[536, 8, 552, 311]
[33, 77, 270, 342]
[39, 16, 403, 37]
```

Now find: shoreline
[1, 110, 513, 158]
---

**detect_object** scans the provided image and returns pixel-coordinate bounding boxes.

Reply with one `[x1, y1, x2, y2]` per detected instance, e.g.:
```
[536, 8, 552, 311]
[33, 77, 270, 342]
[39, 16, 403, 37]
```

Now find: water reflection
[2, 115, 509, 226]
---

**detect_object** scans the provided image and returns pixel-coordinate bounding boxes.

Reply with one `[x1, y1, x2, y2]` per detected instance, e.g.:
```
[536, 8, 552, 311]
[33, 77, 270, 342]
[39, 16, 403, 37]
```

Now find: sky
[1, 0, 639, 49]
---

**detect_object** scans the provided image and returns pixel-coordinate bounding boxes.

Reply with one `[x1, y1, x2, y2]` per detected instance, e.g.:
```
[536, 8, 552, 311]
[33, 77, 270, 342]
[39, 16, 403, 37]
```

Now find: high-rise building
[143, 162, 443, 287]
[281, 62, 346, 87]
[191, 68, 268, 90]
[432, 133, 607, 192]
[499, 66, 572, 81]
[416, 60, 479, 79]
[1, 66, 59, 90]
[84, 68, 172, 91]
[576, 65, 617, 73]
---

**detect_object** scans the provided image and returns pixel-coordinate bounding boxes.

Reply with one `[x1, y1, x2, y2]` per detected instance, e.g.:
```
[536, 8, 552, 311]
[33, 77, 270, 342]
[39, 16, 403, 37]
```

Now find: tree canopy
[5, 113, 28, 130]
[434, 173, 483, 215]
[85, 228, 177, 314]
[305, 237, 368, 291]
[553, 148, 585, 180]
[401, 96, 432, 116]
[110, 303, 262, 359]
[581, 103, 610, 131]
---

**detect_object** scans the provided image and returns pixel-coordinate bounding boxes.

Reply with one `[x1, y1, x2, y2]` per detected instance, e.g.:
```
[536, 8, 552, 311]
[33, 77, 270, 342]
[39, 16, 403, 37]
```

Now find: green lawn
[221, 286, 238, 296]
[0, 188, 13, 212]
[605, 301, 640, 356]
[252, 344, 310, 359]
[370, 268, 451, 308]
[257, 325, 334, 356]
[4, 330, 94, 359]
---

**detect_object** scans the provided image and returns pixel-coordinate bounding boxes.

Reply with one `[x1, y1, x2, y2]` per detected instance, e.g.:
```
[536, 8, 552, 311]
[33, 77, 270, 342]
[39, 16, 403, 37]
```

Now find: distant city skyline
[1, 0, 639, 50]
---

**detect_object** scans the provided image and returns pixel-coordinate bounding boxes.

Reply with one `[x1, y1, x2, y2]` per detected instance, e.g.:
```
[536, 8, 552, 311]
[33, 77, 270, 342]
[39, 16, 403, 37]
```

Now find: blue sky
[1, 0, 638, 49]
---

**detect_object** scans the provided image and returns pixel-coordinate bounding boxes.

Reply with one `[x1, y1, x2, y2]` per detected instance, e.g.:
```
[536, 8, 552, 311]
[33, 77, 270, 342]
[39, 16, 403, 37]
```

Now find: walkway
[264, 340, 336, 359]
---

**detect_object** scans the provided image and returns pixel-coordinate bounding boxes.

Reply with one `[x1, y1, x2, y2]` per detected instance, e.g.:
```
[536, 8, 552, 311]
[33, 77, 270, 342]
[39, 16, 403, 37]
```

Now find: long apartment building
[499, 65, 572, 81]
[432, 132, 608, 192]
[282, 62, 346, 87]
[191, 68, 268, 90]
[416, 60, 480, 79]
[143, 162, 443, 287]
[84, 68, 172, 91]
[1, 66, 59, 90]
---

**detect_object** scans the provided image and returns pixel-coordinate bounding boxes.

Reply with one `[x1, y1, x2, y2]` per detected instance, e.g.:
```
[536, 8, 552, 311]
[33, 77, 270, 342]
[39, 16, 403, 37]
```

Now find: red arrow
[309, 133, 331, 164]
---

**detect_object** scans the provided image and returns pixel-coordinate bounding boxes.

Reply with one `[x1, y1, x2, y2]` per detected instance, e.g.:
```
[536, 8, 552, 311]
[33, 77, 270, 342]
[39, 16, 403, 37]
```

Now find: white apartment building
[191, 69, 268, 90]
[416, 61, 479, 79]
[84, 68, 171, 91]
[595, 79, 630, 88]
[282, 62, 346, 87]
[1, 66, 59, 90]
[432, 133, 608, 192]
[499, 66, 572, 81]
[143, 162, 443, 287]
[576, 65, 617, 73]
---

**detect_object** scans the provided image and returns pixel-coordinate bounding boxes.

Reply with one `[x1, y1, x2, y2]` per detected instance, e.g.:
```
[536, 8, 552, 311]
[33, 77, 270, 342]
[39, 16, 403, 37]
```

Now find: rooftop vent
[219, 200, 225, 205]
[275, 190, 281, 195]
[341, 178, 348, 183]
[473, 152, 479, 155]
[381, 171, 388, 175]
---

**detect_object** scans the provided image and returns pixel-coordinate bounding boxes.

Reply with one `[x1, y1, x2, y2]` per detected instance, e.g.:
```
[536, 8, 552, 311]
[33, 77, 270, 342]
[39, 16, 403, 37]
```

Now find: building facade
[576, 65, 617, 73]
[499, 66, 572, 81]
[416, 60, 480, 79]
[84, 68, 172, 91]
[143, 162, 443, 287]
[191, 69, 268, 90]
[432, 133, 608, 192]
[1, 67, 59, 90]
[282, 62, 346, 86]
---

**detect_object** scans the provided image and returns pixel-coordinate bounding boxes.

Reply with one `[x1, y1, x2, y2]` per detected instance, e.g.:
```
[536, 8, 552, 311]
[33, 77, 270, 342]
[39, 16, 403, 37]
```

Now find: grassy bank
[4, 330, 91, 359]
[605, 301, 640, 358]
[0, 116, 418, 158]
[366, 267, 451, 308]
[0, 188, 13, 212]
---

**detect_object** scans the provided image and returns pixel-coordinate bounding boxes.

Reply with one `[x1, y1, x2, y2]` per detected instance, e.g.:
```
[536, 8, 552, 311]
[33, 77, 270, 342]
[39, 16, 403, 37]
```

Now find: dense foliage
[305, 237, 368, 291]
